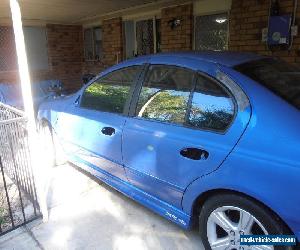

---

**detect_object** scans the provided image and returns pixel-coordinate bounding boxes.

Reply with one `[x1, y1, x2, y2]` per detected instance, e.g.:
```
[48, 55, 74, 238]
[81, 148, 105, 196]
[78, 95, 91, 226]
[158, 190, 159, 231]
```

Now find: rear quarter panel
[182, 67, 300, 239]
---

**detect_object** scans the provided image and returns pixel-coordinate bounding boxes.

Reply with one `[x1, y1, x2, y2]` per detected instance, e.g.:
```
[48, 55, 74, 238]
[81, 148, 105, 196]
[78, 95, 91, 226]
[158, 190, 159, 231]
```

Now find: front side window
[81, 66, 142, 114]
[188, 75, 235, 131]
[234, 58, 300, 110]
[136, 65, 194, 124]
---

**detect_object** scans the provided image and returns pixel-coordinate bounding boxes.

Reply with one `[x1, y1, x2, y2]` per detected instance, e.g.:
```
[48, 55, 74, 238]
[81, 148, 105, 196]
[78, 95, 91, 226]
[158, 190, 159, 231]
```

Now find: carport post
[9, 0, 48, 222]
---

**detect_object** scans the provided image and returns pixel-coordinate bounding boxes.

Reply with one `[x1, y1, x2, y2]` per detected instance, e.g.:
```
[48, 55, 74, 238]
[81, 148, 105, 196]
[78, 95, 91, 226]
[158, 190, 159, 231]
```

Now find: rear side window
[188, 75, 235, 131]
[81, 66, 141, 114]
[135, 65, 194, 124]
[234, 58, 300, 110]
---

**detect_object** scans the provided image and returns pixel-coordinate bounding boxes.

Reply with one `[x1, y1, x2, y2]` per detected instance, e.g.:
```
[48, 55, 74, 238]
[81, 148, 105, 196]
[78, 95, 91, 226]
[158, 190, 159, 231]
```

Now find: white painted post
[9, 0, 48, 222]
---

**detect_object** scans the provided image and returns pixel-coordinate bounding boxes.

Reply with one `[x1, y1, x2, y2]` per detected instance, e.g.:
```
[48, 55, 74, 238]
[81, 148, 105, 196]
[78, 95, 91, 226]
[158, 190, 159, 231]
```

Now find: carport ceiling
[0, 0, 159, 24]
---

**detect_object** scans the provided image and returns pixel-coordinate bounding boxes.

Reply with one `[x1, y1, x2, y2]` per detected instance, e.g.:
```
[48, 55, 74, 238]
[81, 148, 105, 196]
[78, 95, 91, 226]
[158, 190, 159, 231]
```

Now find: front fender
[37, 94, 78, 127]
[37, 101, 59, 128]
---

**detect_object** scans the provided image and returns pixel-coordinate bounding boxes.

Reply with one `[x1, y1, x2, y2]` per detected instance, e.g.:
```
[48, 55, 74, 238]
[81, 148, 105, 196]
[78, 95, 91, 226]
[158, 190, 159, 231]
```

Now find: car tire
[199, 193, 294, 250]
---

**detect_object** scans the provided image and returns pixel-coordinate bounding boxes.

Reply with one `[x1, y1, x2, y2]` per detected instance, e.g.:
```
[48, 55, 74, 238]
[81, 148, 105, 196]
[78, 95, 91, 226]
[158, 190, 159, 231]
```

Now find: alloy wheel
[207, 206, 274, 250]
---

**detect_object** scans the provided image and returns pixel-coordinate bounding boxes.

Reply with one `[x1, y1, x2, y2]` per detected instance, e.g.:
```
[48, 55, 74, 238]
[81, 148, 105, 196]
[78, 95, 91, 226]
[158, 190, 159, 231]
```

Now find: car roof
[124, 51, 265, 68]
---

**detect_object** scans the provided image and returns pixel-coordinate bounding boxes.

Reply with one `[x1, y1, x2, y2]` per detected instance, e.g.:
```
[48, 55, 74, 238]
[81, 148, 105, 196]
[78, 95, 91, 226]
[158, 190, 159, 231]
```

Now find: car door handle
[101, 127, 115, 136]
[180, 148, 209, 160]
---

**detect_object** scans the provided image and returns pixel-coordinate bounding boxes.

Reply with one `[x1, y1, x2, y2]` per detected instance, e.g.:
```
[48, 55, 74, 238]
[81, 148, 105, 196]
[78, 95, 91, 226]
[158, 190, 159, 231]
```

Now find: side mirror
[74, 95, 80, 106]
[82, 74, 96, 85]
[48, 86, 63, 96]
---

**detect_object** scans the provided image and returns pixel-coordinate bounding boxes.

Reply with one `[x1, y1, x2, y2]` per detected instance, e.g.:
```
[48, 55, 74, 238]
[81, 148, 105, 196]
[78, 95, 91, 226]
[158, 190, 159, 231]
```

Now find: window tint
[81, 66, 141, 113]
[136, 65, 194, 124]
[188, 75, 235, 131]
[234, 58, 300, 110]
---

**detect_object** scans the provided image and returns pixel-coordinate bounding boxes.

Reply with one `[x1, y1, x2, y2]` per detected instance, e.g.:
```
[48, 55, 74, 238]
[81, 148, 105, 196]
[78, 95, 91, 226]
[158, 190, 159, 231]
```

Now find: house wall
[82, 61, 104, 75]
[47, 24, 83, 91]
[0, 24, 84, 92]
[102, 17, 123, 67]
[82, 3, 195, 75]
[0, 26, 53, 85]
[160, 4, 193, 52]
[229, 0, 299, 63]
[2, 0, 300, 93]
[82, 17, 123, 75]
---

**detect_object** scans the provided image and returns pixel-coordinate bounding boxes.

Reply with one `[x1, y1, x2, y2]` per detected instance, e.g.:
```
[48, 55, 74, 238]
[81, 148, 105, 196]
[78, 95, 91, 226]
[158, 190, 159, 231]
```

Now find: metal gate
[0, 102, 40, 236]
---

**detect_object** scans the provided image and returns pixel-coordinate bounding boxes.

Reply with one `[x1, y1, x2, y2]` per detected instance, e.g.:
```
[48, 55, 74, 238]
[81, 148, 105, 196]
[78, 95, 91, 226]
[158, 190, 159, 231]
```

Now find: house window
[194, 13, 229, 51]
[136, 19, 154, 56]
[84, 27, 103, 61]
[123, 18, 161, 59]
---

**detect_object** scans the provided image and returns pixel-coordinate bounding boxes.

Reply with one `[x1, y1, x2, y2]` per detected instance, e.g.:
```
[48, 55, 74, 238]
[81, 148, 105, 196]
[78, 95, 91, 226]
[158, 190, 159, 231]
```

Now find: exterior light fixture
[168, 18, 182, 29]
[215, 18, 227, 24]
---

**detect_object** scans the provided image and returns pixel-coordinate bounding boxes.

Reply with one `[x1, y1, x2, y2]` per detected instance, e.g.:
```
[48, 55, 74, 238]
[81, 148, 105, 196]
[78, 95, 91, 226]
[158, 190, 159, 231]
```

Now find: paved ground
[0, 164, 204, 250]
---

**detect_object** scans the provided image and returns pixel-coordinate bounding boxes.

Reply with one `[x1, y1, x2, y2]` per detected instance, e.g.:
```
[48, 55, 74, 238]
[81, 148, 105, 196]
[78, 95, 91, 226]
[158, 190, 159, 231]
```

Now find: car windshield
[234, 58, 300, 110]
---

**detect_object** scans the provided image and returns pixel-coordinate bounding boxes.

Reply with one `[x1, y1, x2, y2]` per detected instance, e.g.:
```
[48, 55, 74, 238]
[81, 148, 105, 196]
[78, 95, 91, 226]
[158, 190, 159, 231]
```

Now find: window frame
[79, 65, 145, 116]
[129, 64, 238, 134]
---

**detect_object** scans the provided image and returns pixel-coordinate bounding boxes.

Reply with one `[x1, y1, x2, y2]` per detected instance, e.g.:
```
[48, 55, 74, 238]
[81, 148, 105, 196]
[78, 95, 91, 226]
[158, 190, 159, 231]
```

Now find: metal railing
[0, 102, 40, 236]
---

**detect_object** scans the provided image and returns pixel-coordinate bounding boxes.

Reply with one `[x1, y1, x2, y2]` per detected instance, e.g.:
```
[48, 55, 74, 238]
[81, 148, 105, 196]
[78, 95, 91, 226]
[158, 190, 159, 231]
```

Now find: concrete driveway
[0, 164, 204, 250]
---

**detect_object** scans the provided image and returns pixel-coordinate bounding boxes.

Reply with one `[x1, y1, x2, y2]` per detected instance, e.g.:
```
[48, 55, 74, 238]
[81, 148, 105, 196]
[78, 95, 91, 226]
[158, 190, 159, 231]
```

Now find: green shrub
[0, 207, 4, 225]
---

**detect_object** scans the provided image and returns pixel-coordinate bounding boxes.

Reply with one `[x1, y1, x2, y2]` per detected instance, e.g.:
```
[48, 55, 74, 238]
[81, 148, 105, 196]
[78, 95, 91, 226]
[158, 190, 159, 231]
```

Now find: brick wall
[229, 0, 300, 63]
[47, 24, 83, 91]
[102, 17, 123, 67]
[161, 4, 193, 52]
[0, 26, 54, 84]
[82, 61, 104, 76]
[0, 24, 84, 92]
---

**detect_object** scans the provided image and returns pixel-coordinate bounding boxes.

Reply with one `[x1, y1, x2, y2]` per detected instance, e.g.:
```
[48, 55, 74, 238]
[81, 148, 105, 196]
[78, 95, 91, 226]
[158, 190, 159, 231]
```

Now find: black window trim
[79, 64, 146, 116]
[129, 64, 238, 135]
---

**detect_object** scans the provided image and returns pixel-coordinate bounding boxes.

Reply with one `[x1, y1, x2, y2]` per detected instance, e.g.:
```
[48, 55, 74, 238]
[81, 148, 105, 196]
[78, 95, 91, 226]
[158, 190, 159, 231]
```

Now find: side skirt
[69, 155, 193, 229]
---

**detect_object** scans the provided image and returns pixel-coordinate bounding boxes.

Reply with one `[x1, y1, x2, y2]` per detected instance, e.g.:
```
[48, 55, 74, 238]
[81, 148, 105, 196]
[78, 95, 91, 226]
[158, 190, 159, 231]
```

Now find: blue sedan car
[38, 52, 300, 249]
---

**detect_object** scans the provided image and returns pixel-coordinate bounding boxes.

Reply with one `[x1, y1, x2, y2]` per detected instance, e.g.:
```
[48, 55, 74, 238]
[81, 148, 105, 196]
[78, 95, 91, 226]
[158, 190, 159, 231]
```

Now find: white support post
[9, 0, 48, 222]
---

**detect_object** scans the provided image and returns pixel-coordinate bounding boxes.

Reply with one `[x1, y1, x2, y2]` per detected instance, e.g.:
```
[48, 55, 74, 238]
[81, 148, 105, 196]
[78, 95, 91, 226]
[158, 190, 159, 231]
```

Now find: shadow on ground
[0, 164, 204, 250]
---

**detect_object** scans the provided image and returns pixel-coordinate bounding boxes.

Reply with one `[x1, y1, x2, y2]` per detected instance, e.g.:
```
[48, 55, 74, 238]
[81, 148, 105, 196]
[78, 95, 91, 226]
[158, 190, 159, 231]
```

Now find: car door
[57, 65, 143, 181]
[122, 62, 251, 208]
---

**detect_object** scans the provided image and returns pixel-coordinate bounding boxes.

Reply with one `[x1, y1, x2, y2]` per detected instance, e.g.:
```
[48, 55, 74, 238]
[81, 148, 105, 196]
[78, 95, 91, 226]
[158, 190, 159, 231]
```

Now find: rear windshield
[234, 58, 300, 110]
